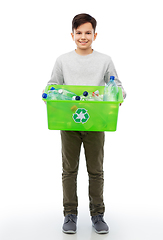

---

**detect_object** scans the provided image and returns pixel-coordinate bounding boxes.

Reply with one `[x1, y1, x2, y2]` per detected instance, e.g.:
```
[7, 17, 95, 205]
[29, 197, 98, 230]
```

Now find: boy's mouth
[79, 41, 88, 45]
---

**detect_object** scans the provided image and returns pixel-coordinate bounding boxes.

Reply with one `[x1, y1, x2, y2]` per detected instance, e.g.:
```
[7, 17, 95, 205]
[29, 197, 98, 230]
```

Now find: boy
[46, 13, 126, 234]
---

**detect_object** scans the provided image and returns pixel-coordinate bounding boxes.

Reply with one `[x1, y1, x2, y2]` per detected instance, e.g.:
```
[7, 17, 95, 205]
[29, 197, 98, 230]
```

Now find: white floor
[1, 204, 163, 240]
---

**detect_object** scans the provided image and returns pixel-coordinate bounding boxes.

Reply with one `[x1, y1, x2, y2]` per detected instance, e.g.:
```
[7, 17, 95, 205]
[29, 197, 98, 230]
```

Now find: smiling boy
[47, 13, 126, 234]
[71, 22, 97, 55]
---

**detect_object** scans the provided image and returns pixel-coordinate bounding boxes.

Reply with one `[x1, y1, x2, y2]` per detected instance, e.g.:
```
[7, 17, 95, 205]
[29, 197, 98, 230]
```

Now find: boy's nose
[81, 33, 86, 39]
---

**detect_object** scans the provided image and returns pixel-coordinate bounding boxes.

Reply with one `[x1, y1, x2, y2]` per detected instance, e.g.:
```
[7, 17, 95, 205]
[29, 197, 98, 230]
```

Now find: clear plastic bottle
[103, 76, 119, 101]
[42, 87, 61, 100]
[57, 89, 78, 100]
[42, 87, 80, 101]
[80, 91, 102, 101]
[92, 90, 103, 101]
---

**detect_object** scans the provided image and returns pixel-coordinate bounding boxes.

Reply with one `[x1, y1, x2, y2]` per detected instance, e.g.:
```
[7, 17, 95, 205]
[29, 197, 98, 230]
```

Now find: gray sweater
[48, 50, 126, 97]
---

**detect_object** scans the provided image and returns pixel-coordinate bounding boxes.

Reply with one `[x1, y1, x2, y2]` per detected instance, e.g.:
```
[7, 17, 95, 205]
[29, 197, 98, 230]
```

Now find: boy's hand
[120, 91, 125, 106]
[123, 91, 126, 99]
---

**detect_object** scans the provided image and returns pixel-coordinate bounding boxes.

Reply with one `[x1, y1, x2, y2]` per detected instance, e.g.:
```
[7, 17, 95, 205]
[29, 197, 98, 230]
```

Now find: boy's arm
[43, 58, 64, 105]
[47, 58, 64, 85]
[105, 59, 127, 99]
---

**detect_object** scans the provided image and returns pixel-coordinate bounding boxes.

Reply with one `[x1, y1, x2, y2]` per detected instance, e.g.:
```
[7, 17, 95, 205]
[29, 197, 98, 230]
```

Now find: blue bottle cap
[83, 91, 88, 97]
[42, 93, 47, 99]
[50, 87, 55, 90]
[110, 76, 115, 80]
[75, 96, 81, 100]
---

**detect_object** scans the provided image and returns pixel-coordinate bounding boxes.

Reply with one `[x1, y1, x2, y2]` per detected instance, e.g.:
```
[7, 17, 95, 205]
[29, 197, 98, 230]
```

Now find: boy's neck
[75, 48, 93, 56]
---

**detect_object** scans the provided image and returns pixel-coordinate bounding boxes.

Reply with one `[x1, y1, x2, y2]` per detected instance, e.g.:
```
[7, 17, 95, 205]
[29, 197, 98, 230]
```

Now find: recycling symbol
[73, 108, 90, 124]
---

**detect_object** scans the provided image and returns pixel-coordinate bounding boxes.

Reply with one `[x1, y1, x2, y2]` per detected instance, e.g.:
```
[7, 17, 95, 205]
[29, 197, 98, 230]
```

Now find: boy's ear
[71, 32, 74, 41]
[94, 33, 97, 41]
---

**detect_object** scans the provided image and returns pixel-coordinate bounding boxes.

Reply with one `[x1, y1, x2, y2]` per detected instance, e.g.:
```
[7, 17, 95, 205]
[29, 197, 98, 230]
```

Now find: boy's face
[71, 22, 97, 54]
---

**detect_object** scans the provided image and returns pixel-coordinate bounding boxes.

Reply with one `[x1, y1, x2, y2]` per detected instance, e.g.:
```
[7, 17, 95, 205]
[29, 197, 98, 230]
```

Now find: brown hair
[72, 13, 97, 33]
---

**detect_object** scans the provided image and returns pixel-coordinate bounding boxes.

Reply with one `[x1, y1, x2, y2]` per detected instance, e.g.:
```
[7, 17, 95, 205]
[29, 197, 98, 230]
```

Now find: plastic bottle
[42, 93, 48, 99]
[43, 87, 80, 101]
[74, 96, 81, 101]
[48, 88, 62, 100]
[42, 87, 61, 100]
[103, 76, 119, 101]
[92, 90, 103, 101]
[56, 89, 79, 100]
[80, 91, 102, 101]
[42, 90, 58, 100]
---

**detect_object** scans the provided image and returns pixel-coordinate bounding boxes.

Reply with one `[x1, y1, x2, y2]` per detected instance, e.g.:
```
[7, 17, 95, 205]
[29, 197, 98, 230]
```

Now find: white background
[0, 0, 163, 239]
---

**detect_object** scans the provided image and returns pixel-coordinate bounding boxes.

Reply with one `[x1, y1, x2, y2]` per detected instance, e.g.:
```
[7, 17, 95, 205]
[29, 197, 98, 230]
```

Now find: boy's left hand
[120, 92, 125, 106]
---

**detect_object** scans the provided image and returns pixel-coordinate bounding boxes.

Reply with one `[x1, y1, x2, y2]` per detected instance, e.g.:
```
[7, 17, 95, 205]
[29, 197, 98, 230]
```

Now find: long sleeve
[47, 58, 64, 85]
[104, 59, 127, 99]
[47, 51, 126, 99]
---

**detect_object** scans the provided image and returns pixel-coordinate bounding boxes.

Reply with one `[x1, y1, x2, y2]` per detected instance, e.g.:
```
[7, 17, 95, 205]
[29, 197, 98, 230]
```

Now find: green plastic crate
[43, 85, 123, 132]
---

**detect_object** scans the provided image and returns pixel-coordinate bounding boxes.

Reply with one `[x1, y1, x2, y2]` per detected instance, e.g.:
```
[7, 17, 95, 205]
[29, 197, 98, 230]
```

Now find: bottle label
[72, 108, 90, 124]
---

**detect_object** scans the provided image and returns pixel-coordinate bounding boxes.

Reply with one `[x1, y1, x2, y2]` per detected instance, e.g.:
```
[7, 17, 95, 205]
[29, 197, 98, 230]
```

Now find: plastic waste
[57, 89, 76, 100]
[92, 90, 103, 101]
[42, 88, 60, 100]
[103, 76, 119, 101]
[42, 87, 80, 101]
[74, 96, 81, 100]
[80, 90, 102, 101]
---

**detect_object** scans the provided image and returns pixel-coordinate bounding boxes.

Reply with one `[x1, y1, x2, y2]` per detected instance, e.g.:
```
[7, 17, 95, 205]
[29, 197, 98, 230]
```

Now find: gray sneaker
[91, 214, 109, 234]
[62, 214, 77, 234]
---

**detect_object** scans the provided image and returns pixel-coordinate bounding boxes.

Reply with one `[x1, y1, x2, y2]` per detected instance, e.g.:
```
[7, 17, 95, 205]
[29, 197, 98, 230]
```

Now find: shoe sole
[92, 224, 109, 234]
[62, 229, 77, 234]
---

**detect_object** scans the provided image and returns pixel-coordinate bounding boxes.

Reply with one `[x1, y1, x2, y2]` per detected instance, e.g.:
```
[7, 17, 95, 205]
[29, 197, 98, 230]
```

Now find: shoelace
[93, 214, 105, 224]
[67, 214, 76, 223]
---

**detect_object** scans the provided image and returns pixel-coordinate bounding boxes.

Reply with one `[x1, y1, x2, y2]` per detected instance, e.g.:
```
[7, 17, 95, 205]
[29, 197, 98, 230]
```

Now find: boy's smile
[71, 22, 97, 55]
[79, 41, 88, 45]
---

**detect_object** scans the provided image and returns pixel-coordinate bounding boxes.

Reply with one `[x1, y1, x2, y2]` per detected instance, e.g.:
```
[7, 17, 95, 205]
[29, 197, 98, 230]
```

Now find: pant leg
[82, 131, 105, 216]
[60, 130, 82, 216]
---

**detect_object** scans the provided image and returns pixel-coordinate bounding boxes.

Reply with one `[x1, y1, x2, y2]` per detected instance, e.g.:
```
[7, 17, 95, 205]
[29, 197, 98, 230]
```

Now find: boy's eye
[76, 32, 91, 34]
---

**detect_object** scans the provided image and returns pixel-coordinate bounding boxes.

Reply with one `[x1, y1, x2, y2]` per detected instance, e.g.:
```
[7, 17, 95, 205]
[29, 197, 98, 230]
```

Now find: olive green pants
[60, 130, 105, 216]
